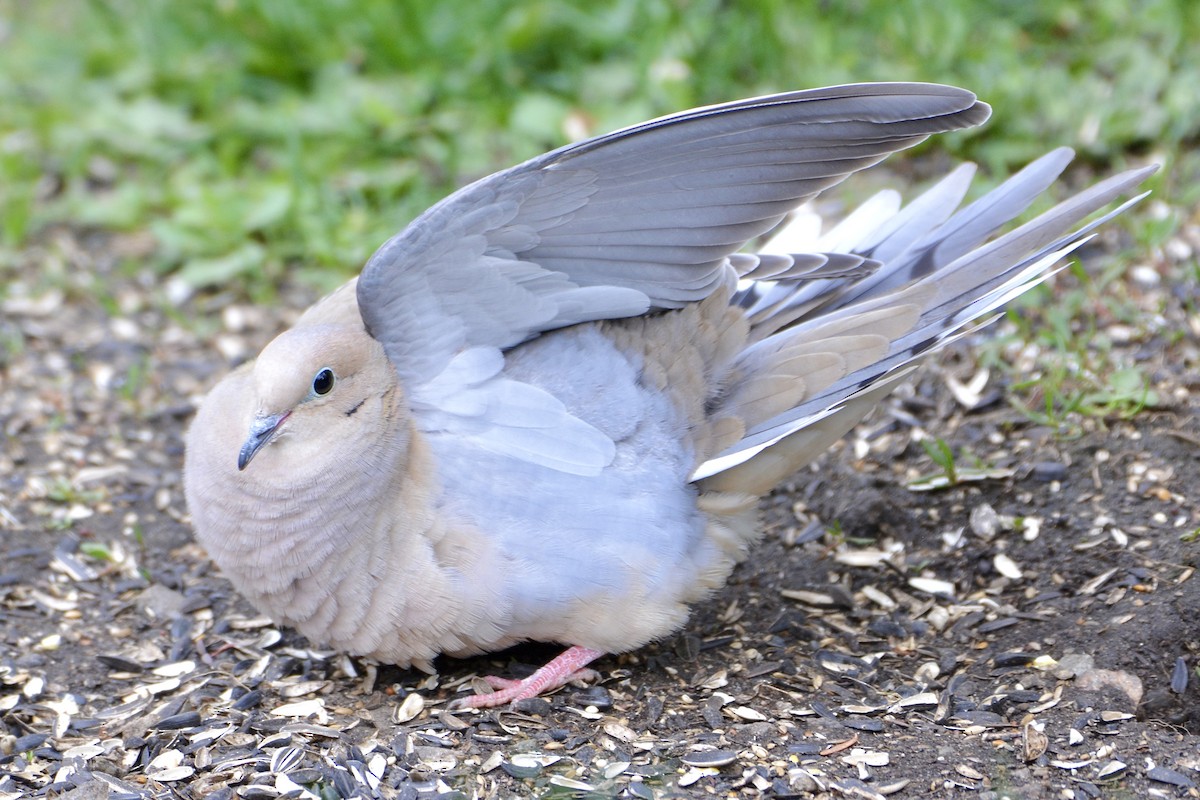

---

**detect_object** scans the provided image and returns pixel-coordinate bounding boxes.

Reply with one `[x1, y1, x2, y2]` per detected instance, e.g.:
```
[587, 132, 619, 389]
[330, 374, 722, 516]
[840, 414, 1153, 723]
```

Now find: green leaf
[80, 542, 115, 561]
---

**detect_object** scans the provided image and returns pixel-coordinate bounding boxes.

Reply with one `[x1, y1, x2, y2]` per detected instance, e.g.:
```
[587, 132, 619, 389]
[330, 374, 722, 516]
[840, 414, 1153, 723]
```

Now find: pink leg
[450, 646, 605, 709]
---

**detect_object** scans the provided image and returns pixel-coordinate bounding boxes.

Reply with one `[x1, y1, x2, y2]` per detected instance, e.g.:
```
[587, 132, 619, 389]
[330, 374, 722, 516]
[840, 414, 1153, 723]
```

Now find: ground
[1, 209, 1199, 799]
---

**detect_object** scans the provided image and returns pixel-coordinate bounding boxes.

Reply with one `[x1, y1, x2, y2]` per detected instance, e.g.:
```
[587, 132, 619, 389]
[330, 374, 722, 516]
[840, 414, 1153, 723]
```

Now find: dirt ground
[2, 204, 1199, 799]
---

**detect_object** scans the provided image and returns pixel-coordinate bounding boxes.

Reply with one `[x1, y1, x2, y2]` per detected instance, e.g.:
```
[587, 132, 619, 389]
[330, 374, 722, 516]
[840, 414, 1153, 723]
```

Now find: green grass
[975, 241, 1168, 431]
[0, 0, 1195, 429]
[906, 438, 1016, 491]
[0, 0, 1197, 298]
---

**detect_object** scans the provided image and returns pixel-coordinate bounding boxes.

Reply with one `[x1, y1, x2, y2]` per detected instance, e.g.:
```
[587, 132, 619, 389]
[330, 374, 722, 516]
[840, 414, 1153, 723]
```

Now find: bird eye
[312, 368, 335, 395]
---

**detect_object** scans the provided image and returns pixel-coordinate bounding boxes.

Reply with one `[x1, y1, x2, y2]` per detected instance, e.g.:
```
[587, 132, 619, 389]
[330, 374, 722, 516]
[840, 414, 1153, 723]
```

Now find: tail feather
[693, 154, 1155, 486]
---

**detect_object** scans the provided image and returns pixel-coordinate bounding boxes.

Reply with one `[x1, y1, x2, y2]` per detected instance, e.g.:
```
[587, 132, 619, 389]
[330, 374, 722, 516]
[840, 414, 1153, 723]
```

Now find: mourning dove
[183, 83, 1153, 709]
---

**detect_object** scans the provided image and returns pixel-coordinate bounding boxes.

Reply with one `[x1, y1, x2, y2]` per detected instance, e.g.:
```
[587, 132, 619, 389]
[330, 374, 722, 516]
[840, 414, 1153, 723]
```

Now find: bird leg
[451, 645, 604, 709]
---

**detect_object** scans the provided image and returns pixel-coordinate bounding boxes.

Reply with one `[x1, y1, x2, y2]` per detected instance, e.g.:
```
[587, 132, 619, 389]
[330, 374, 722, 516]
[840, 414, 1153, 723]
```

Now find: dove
[183, 82, 1153, 709]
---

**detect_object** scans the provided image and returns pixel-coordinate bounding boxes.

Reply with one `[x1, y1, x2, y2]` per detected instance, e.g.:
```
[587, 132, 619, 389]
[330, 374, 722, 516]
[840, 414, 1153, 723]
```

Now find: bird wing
[357, 83, 989, 387]
[355, 83, 989, 475]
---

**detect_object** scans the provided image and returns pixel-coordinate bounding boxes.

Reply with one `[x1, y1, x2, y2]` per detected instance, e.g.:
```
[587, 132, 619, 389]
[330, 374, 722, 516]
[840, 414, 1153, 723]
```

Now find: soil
[2, 210, 1199, 799]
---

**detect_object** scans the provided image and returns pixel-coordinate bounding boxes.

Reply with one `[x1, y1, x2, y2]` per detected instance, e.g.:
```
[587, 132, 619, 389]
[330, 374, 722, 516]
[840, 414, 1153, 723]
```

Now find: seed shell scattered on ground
[3, 195, 1200, 798]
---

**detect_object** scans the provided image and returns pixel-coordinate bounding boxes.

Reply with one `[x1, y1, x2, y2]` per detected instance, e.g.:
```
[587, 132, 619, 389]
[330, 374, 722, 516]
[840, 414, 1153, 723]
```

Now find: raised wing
[356, 83, 990, 388]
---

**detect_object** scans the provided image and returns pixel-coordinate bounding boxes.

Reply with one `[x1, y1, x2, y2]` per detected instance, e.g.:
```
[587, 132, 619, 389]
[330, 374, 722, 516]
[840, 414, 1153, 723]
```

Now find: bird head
[237, 323, 396, 471]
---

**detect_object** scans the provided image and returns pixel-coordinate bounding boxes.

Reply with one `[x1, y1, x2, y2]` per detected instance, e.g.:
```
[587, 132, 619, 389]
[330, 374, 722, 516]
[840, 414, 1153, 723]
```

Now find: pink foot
[450, 646, 605, 709]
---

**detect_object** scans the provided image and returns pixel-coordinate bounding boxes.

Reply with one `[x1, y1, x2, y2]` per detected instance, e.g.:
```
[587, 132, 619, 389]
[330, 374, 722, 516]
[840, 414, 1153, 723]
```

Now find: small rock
[728, 721, 777, 743]
[1056, 653, 1095, 678]
[512, 697, 552, 716]
[1130, 264, 1161, 288]
[969, 503, 1001, 538]
[44, 780, 111, 800]
[1076, 668, 1143, 708]
[788, 769, 821, 793]
[137, 584, 187, 620]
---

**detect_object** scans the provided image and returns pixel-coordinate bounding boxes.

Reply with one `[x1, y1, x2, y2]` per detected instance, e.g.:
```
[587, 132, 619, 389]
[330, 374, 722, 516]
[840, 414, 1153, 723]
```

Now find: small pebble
[789, 769, 821, 793]
[511, 697, 552, 716]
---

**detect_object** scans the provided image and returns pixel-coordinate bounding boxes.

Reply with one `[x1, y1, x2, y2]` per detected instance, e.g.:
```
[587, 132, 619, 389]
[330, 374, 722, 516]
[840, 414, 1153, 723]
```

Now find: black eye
[312, 368, 335, 395]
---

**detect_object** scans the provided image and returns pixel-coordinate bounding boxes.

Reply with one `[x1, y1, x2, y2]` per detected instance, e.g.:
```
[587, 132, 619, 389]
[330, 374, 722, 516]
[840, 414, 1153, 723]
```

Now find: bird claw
[446, 646, 604, 710]
[450, 667, 600, 710]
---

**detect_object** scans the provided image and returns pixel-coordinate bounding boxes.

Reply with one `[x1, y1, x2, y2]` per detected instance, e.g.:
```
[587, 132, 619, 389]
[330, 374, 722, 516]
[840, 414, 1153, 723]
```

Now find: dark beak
[238, 412, 289, 471]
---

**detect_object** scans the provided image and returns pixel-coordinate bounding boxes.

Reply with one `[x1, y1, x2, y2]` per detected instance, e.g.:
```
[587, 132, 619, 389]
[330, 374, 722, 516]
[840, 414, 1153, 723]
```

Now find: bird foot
[449, 646, 604, 709]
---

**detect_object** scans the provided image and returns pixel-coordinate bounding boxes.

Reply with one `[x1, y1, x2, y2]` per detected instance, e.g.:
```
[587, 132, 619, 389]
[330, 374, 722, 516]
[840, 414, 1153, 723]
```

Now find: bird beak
[238, 411, 289, 471]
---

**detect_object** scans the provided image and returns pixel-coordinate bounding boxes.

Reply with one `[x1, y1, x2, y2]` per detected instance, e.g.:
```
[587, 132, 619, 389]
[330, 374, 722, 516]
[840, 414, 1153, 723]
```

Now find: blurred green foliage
[0, 0, 1195, 291]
